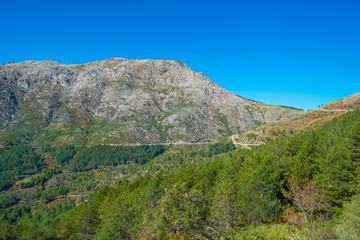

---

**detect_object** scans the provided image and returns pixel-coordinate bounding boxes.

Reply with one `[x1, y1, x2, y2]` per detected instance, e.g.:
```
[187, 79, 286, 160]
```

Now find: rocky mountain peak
[0, 58, 303, 146]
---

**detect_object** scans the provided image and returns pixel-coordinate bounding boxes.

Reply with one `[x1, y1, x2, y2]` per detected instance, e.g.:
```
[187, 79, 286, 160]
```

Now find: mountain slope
[0, 58, 302, 145]
[319, 92, 360, 110]
[235, 91, 360, 143]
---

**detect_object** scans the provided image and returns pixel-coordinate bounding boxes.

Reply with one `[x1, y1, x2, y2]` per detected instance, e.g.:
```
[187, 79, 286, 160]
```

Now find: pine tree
[351, 121, 360, 177]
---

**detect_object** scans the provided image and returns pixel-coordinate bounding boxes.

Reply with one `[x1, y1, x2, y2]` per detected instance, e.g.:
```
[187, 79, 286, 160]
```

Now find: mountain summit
[0, 58, 302, 145]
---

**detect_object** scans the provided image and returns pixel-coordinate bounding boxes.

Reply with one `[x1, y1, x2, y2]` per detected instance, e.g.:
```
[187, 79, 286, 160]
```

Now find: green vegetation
[333, 194, 360, 239]
[19, 169, 61, 189]
[0, 109, 360, 239]
[197, 141, 235, 157]
[246, 133, 258, 140]
[68, 145, 164, 171]
[0, 145, 43, 191]
[253, 119, 262, 127]
[216, 114, 233, 136]
[0, 195, 18, 208]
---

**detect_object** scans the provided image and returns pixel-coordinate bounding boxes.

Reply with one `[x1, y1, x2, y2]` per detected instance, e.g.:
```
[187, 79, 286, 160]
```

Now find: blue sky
[1, 0, 359, 110]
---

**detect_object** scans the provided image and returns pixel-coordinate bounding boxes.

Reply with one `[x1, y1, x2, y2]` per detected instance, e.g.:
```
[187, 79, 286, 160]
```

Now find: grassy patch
[216, 114, 232, 136]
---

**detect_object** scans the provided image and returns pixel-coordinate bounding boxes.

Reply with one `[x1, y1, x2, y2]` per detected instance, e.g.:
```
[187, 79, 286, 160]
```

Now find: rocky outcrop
[0, 58, 303, 145]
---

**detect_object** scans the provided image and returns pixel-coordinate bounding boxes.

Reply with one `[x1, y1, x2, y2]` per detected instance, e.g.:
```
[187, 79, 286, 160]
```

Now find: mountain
[234, 91, 360, 143]
[0, 58, 302, 146]
[319, 91, 360, 110]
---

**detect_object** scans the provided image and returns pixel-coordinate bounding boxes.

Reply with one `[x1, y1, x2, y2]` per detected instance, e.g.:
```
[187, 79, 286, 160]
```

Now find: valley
[0, 59, 359, 240]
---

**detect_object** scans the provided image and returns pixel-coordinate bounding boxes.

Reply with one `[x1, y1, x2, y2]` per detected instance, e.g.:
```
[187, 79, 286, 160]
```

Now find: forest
[0, 110, 359, 239]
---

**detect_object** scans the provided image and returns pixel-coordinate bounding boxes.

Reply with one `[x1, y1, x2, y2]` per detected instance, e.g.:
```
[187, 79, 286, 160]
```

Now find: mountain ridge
[0, 58, 302, 146]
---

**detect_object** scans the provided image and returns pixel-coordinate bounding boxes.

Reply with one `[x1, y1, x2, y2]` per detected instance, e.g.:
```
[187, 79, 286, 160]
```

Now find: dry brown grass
[237, 92, 360, 143]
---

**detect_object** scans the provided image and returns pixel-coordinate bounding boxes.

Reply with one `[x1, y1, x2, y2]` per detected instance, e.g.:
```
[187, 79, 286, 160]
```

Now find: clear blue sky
[2, 0, 359, 110]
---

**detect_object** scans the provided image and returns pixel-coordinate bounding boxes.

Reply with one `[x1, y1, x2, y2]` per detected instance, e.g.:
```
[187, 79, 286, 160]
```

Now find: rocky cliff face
[0, 58, 303, 145]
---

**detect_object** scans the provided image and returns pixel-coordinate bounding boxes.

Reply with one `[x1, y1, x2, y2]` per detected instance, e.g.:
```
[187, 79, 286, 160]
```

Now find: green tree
[351, 121, 360, 177]
[315, 143, 357, 209]
[285, 131, 317, 186]
[238, 167, 282, 225]
[0, 221, 14, 240]
[210, 161, 243, 233]
[142, 183, 207, 239]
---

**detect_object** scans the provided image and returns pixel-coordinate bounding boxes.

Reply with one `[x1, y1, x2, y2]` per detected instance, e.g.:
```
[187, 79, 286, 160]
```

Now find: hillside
[0, 58, 302, 146]
[1, 103, 359, 239]
[234, 91, 360, 144]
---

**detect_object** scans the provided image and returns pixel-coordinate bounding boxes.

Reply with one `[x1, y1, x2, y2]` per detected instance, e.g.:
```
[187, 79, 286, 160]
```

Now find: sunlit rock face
[0, 58, 303, 145]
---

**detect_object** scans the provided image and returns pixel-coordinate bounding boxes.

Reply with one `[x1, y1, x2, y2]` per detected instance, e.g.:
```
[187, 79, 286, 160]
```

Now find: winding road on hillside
[317, 109, 353, 112]
[107, 141, 217, 147]
[1, 110, 351, 150]
[231, 135, 264, 148]
[228, 108, 354, 148]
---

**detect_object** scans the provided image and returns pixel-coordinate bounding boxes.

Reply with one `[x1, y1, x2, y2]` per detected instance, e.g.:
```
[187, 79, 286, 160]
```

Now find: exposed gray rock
[0, 58, 303, 145]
